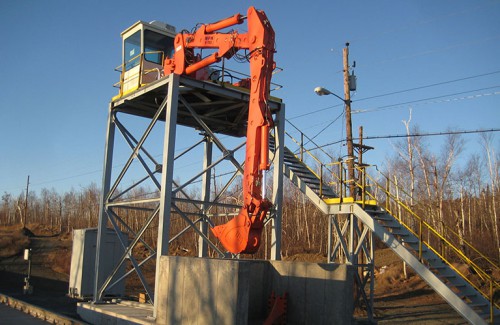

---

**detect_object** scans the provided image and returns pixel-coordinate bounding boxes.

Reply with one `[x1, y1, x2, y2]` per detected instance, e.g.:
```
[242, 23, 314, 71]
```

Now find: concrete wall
[156, 256, 354, 325]
[267, 261, 354, 324]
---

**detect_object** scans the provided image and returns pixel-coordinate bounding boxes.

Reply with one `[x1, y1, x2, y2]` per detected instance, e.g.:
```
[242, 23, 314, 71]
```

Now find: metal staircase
[356, 204, 497, 324]
[269, 137, 337, 213]
[270, 132, 499, 324]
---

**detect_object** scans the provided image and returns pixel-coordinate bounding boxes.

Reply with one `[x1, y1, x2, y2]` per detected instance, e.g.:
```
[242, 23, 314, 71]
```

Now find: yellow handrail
[282, 122, 498, 319]
[113, 51, 166, 99]
[354, 165, 499, 313]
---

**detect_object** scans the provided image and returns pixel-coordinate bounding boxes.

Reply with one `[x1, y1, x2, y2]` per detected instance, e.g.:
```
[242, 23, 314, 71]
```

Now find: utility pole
[353, 127, 374, 196]
[358, 126, 363, 167]
[343, 43, 355, 198]
[23, 175, 30, 228]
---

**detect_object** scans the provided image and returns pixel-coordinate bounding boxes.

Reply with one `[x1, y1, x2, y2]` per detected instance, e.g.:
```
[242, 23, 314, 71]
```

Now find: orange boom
[164, 7, 276, 254]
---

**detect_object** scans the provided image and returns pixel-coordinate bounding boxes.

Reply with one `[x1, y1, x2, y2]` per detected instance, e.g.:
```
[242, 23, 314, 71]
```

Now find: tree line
[379, 117, 499, 264]
[0, 129, 498, 265]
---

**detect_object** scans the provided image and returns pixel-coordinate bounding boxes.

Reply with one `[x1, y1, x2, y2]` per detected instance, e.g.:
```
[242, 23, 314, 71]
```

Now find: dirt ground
[0, 224, 470, 324]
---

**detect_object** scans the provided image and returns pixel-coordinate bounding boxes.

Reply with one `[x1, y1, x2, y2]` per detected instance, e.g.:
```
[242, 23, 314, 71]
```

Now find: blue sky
[1, 0, 499, 195]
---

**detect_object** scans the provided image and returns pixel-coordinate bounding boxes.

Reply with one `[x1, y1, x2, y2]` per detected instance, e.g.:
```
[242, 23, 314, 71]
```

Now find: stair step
[305, 182, 332, 189]
[373, 215, 393, 221]
[401, 238, 418, 244]
[291, 172, 317, 180]
[287, 167, 314, 175]
[407, 241, 429, 250]
[458, 288, 478, 299]
[480, 310, 500, 318]
[407, 242, 429, 251]
[286, 162, 307, 168]
[365, 210, 385, 214]
[390, 230, 409, 236]
[302, 178, 321, 184]
[379, 222, 402, 228]
[470, 302, 489, 309]
[283, 156, 300, 162]
[386, 224, 402, 229]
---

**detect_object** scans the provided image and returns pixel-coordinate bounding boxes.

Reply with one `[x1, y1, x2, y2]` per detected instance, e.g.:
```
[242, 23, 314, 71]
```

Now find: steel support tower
[92, 74, 285, 316]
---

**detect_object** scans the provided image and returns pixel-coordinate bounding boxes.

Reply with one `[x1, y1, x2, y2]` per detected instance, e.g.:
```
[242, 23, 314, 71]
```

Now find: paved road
[0, 303, 48, 324]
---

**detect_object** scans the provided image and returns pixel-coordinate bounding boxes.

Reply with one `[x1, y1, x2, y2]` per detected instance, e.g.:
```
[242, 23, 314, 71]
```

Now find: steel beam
[94, 103, 116, 302]
[153, 74, 179, 317]
[271, 103, 285, 260]
[198, 136, 212, 257]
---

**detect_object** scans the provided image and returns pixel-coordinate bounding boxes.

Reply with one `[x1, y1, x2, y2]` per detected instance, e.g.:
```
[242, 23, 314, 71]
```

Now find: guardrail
[113, 51, 165, 98]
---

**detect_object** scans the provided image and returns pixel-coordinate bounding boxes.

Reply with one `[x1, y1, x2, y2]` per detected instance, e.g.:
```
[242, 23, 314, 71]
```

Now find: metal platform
[112, 75, 282, 137]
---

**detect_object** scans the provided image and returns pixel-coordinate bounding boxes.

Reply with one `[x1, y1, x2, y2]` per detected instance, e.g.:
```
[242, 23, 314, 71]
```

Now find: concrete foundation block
[156, 256, 354, 325]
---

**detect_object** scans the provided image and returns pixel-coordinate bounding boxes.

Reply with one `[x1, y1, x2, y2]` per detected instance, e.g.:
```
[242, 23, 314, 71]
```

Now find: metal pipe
[300, 132, 304, 162]
[320, 164, 323, 197]
[262, 171, 266, 199]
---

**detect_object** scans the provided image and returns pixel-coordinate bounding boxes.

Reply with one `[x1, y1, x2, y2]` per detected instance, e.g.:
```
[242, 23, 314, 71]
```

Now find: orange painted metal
[163, 7, 276, 254]
[264, 291, 288, 325]
[205, 14, 243, 33]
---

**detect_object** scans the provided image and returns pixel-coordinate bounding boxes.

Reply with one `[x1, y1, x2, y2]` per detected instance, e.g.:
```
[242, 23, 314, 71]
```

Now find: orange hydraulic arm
[164, 7, 276, 254]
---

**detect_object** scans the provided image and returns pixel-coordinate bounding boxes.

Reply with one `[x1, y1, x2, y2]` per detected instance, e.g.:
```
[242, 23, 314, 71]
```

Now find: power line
[355, 70, 500, 102]
[361, 128, 500, 141]
[353, 86, 500, 114]
[287, 70, 500, 120]
[303, 111, 344, 146]
[365, 35, 500, 67]
[288, 103, 343, 120]
[309, 128, 500, 151]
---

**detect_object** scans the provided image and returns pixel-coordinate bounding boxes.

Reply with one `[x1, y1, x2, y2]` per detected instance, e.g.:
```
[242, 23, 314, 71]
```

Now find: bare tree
[481, 133, 499, 261]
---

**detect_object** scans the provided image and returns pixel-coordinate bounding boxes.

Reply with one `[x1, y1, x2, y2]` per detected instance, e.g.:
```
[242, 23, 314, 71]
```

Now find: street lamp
[314, 84, 355, 197]
[314, 86, 346, 103]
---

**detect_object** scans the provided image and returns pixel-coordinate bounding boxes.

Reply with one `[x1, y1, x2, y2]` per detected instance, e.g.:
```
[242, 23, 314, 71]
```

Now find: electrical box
[348, 72, 357, 91]
[69, 228, 127, 299]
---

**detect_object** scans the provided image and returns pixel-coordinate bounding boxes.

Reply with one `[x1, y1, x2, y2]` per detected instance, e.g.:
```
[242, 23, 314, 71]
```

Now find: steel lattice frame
[327, 209, 375, 321]
[92, 74, 285, 317]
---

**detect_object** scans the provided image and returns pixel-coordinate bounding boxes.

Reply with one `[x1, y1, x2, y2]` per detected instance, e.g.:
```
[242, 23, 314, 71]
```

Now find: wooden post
[358, 126, 364, 203]
[343, 44, 355, 198]
[23, 175, 29, 227]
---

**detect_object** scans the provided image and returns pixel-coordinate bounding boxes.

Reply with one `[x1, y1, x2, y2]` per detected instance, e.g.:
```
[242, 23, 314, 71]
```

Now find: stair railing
[353, 165, 499, 319]
[284, 120, 368, 201]
[279, 121, 498, 321]
[283, 127, 346, 198]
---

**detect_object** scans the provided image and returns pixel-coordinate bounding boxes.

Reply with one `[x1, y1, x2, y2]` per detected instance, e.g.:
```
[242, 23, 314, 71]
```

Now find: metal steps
[270, 137, 497, 324]
[269, 137, 338, 206]
[357, 205, 496, 325]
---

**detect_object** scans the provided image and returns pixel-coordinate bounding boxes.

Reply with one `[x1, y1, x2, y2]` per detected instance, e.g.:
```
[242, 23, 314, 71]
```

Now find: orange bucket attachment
[211, 207, 264, 254]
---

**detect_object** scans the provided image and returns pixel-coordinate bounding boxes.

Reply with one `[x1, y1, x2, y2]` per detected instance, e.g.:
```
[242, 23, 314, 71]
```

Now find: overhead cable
[309, 128, 500, 151]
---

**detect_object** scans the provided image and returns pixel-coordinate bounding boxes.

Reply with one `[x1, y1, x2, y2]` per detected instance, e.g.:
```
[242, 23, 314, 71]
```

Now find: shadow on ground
[0, 270, 83, 320]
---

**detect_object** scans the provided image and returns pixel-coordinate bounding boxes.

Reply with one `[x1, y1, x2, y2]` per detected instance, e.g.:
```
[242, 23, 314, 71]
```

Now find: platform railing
[113, 51, 166, 99]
